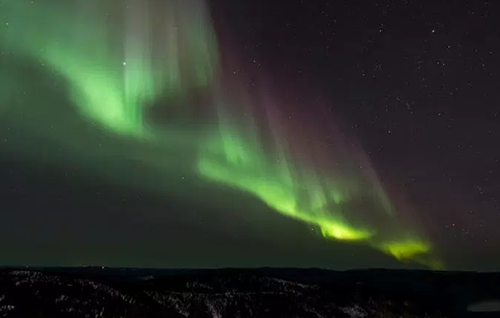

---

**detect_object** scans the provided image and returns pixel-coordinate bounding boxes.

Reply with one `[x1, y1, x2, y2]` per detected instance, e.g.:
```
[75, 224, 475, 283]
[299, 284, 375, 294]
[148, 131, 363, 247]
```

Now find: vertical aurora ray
[0, 0, 217, 137]
[0, 0, 442, 268]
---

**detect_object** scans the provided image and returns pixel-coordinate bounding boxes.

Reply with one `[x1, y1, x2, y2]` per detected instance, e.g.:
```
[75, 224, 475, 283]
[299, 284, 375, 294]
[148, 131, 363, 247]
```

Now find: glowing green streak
[197, 114, 440, 268]
[198, 118, 375, 241]
[0, 0, 216, 137]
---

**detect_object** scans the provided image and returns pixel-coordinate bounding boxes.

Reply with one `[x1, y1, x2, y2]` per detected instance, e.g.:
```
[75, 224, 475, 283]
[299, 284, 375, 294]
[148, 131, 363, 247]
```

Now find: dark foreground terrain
[0, 267, 499, 318]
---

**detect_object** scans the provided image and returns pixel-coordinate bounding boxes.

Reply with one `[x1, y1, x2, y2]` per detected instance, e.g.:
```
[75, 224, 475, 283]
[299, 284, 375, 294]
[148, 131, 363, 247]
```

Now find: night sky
[0, 0, 499, 271]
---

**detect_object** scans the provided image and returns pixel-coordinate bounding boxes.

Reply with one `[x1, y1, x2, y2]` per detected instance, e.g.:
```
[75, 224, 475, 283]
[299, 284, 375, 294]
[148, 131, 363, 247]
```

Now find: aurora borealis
[4, 0, 497, 270]
[0, 0, 439, 268]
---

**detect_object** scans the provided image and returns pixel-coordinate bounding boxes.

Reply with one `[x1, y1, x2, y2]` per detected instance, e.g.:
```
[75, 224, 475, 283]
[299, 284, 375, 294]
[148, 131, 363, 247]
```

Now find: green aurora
[0, 0, 442, 269]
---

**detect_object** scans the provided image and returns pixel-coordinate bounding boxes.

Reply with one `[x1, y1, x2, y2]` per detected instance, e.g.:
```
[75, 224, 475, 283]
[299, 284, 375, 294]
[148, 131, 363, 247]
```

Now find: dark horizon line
[0, 265, 497, 274]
